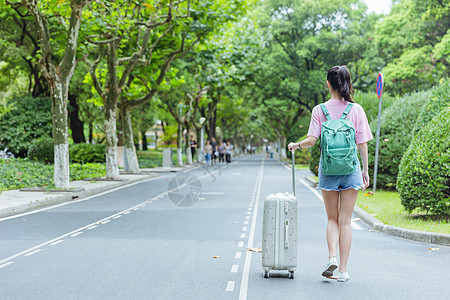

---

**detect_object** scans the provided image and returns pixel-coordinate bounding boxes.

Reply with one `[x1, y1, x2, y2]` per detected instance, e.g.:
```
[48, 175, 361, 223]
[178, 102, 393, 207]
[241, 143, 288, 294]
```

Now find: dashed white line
[248, 207, 252, 211]
[244, 221, 249, 225]
[231, 265, 239, 273]
[123, 211, 131, 215]
[50, 240, 64, 246]
[101, 220, 111, 224]
[245, 216, 250, 220]
[87, 225, 97, 230]
[235, 252, 242, 259]
[240, 234, 246, 239]
[226, 281, 235, 292]
[71, 232, 83, 237]
[132, 208, 139, 211]
[0, 262, 14, 269]
[24, 249, 41, 256]
[113, 215, 122, 219]
[246, 212, 251, 215]
[351, 220, 363, 230]
[242, 227, 248, 232]
[238, 241, 244, 248]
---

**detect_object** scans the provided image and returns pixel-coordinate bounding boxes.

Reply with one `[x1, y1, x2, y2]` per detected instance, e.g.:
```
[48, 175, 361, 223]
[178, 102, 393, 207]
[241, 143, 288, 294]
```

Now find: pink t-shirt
[307, 99, 373, 144]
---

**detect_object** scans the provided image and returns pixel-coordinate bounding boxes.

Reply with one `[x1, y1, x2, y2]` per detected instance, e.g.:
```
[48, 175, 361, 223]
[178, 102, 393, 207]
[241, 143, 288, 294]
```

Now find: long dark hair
[327, 66, 354, 103]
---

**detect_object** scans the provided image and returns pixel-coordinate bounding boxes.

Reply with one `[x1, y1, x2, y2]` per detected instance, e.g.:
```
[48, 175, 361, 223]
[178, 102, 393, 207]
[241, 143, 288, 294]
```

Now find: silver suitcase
[262, 152, 298, 279]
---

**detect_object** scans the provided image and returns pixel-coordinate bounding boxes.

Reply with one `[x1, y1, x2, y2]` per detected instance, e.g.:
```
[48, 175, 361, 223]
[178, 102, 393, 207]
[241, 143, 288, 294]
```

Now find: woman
[218, 141, 226, 163]
[288, 66, 372, 282]
[204, 140, 213, 165]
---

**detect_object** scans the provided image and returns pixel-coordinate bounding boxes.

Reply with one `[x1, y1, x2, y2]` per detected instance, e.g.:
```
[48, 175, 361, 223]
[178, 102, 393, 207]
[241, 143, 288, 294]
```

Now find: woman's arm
[288, 136, 318, 151]
[357, 142, 370, 189]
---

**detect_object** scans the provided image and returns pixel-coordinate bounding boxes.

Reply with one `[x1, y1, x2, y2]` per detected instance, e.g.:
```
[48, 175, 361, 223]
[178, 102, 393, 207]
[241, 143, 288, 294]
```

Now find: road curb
[303, 176, 450, 247]
[0, 174, 158, 219]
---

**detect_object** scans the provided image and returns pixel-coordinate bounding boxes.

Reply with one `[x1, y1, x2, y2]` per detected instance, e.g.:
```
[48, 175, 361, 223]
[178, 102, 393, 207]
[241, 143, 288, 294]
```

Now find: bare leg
[321, 190, 340, 259]
[338, 188, 358, 272]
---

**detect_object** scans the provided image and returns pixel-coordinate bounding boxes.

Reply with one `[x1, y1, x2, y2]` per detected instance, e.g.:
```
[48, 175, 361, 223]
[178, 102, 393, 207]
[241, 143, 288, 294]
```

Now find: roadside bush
[309, 141, 320, 176]
[368, 90, 432, 189]
[137, 151, 163, 168]
[413, 78, 450, 135]
[353, 91, 395, 124]
[397, 108, 450, 216]
[27, 139, 54, 164]
[70, 143, 105, 164]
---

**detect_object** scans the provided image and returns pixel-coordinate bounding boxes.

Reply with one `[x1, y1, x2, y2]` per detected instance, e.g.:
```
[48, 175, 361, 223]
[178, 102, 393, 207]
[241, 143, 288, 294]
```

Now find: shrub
[413, 78, 450, 135]
[70, 143, 105, 164]
[27, 139, 54, 164]
[368, 90, 432, 189]
[137, 150, 163, 168]
[353, 91, 395, 124]
[397, 108, 450, 216]
[309, 141, 320, 176]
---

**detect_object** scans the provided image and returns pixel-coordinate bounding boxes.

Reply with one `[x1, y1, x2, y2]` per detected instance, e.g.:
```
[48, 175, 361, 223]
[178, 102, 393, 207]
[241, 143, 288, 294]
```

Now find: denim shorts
[318, 159, 364, 191]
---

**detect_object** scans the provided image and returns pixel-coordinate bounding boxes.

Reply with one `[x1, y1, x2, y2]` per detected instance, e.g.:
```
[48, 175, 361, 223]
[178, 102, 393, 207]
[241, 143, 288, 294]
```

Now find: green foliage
[0, 96, 52, 157]
[27, 138, 54, 164]
[413, 78, 450, 135]
[137, 151, 163, 168]
[309, 141, 321, 176]
[353, 91, 395, 124]
[397, 108, 450, 216]
[70, 143, 106, 164]
[368, 90, 432, 189]
[0, 158, 105, 191]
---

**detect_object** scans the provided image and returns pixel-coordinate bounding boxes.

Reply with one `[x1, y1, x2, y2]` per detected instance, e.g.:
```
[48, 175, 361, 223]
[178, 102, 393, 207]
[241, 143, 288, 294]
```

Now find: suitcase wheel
[263, 270, 270, 278]
[288, 271, 294, 279]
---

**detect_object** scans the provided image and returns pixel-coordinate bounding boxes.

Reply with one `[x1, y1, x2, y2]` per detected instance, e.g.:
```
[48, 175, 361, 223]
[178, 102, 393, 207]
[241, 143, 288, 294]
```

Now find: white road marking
[101, 220, 111, 224]
[245, 216, 250, 220]
[87, 225, 97, 230]
[244, 221, 249, 225]
[0, 177, 161, 222]
[113, 215, 122, 219]
[248, 207, 252, 211]
[238, 241, 244, 248]
[71, 232, 83, 237]
[231, 265, 239, 273]
[240, 234, 246, 239]
[246, 212, 251, 215]
[242, 227, 248, 232]
[235, 252, 242, 259]
[283, 164, 291, 172]
[123, 211, 131, 215]
[226, 281, 235, 292]
[239, 160, 264, 300]
[299, 179, 323, 203]
[132, 208, 139, 211]
[351, 220, 363, 230]
[24, 249, 41, 256]
[50, 240, 64, 246]
[0, 262, 14, 269]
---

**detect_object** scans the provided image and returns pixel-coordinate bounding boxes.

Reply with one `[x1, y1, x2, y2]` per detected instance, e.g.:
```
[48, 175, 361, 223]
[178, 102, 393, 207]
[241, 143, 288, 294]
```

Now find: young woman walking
[288, 66, 372, 282]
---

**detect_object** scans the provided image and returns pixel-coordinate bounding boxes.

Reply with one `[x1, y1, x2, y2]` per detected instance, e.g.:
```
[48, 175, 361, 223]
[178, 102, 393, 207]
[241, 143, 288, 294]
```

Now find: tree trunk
[121, 104, 140, 173]
[104, 42, 120, 179]
[141, 130, 148, 151]
[280, 135, 287, 159]
[177, 122, 183, 166]
[186, 129, 193, 165]
[68, 93, 86, 143]
[52, 82, 70, 189]
[88, 122, 93, 144]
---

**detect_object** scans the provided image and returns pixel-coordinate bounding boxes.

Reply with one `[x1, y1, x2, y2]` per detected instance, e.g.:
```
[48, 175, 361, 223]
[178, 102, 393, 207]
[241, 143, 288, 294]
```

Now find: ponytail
[326, 66, 354, 103]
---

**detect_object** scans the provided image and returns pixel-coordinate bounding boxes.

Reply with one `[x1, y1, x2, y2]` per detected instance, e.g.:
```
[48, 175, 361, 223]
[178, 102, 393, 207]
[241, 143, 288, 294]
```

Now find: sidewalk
[303, 175, 450, 247]
[0, 163, 200, 219]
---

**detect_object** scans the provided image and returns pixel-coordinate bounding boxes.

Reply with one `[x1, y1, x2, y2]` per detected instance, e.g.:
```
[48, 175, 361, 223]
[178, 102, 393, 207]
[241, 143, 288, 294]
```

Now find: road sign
[376, 73, 383, 98]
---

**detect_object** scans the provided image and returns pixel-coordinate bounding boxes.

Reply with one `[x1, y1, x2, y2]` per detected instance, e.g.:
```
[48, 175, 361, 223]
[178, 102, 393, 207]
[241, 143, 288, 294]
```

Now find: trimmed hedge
[397, 108, 450, 216]
[28, 141, 106, 164]
[368, 90, 432, 189]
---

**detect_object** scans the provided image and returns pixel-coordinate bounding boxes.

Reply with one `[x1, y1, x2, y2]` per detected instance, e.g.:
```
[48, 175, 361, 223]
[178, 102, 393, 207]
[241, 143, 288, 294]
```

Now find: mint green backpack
[320, 103, 358, 175]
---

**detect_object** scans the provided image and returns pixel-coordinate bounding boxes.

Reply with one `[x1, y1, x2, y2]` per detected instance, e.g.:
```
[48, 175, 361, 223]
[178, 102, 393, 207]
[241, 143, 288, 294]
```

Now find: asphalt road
[0, 155, 449, 300]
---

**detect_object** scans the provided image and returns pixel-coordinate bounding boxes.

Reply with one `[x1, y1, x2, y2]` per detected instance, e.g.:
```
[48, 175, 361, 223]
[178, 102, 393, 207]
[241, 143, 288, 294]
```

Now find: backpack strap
[340, 103, 354, 119]
[320, 104, 331, 121]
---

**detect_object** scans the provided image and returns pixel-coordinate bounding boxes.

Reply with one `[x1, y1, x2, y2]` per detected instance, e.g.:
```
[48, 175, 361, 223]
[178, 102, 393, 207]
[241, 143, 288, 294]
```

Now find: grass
[295, 163, 310, 170]
[356, 189, 449, 234]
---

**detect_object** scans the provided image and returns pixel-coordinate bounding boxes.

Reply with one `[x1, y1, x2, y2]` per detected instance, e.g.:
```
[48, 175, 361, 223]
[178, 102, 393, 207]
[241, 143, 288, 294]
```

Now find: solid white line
[299, 178, 323, 203]
[50, 240, 64, 246]
[231, 265, 239, 273]
[235, 252, 242, 259]
[226, 281, 235, 292]
[0, 177, 162, 222]
[240, 234, 246, 239]
[351, 220, 363, 231]
[87, 225, 97, 230]
[239, 160, 264, 300]
[0, 262, 14, 269]
[24, 249, 41, 256]
[71, 232, 83, 237]
[238, 241, 244, 248]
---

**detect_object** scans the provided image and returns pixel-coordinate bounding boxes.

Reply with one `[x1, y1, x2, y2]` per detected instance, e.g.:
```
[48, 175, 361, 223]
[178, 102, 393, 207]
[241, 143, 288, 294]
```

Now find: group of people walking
[204, 137, 233, 165]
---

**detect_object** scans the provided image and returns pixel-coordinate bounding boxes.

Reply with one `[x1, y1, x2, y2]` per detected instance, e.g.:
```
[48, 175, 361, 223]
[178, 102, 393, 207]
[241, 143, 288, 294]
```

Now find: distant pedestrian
[218, 141, 225, 163]
[226, 141, 233, 163]
[211, 137, 218, 165]
[288, 66, 372, 282]
[204, 140, 212, 165]
[190, 135, 197, 162]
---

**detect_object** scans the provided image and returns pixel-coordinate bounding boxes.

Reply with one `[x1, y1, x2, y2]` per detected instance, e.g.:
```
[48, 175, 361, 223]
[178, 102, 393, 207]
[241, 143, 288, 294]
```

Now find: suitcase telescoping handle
[292, 150, 296, 196]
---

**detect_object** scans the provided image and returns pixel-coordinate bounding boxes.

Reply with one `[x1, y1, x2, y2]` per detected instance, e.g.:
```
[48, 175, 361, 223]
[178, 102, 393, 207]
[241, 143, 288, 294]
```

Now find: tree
[6, 0, 90, 188]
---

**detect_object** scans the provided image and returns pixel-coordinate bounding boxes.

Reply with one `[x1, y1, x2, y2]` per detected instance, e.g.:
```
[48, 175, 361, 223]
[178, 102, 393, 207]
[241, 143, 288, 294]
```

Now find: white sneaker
[337, 271, 350, 282]
[322, 256, 338, 277]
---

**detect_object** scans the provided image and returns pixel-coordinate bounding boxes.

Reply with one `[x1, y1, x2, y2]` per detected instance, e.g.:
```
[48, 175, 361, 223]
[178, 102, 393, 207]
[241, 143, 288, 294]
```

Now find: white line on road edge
[50, 240, 64, 246]
[0, 262, 14, 269]
[231, 265, 239, 273]
[24, 249, 41, 256]
[300, 179, 364, 231]
[239, 160, 264, 300]
[226, 281, 235, 292]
